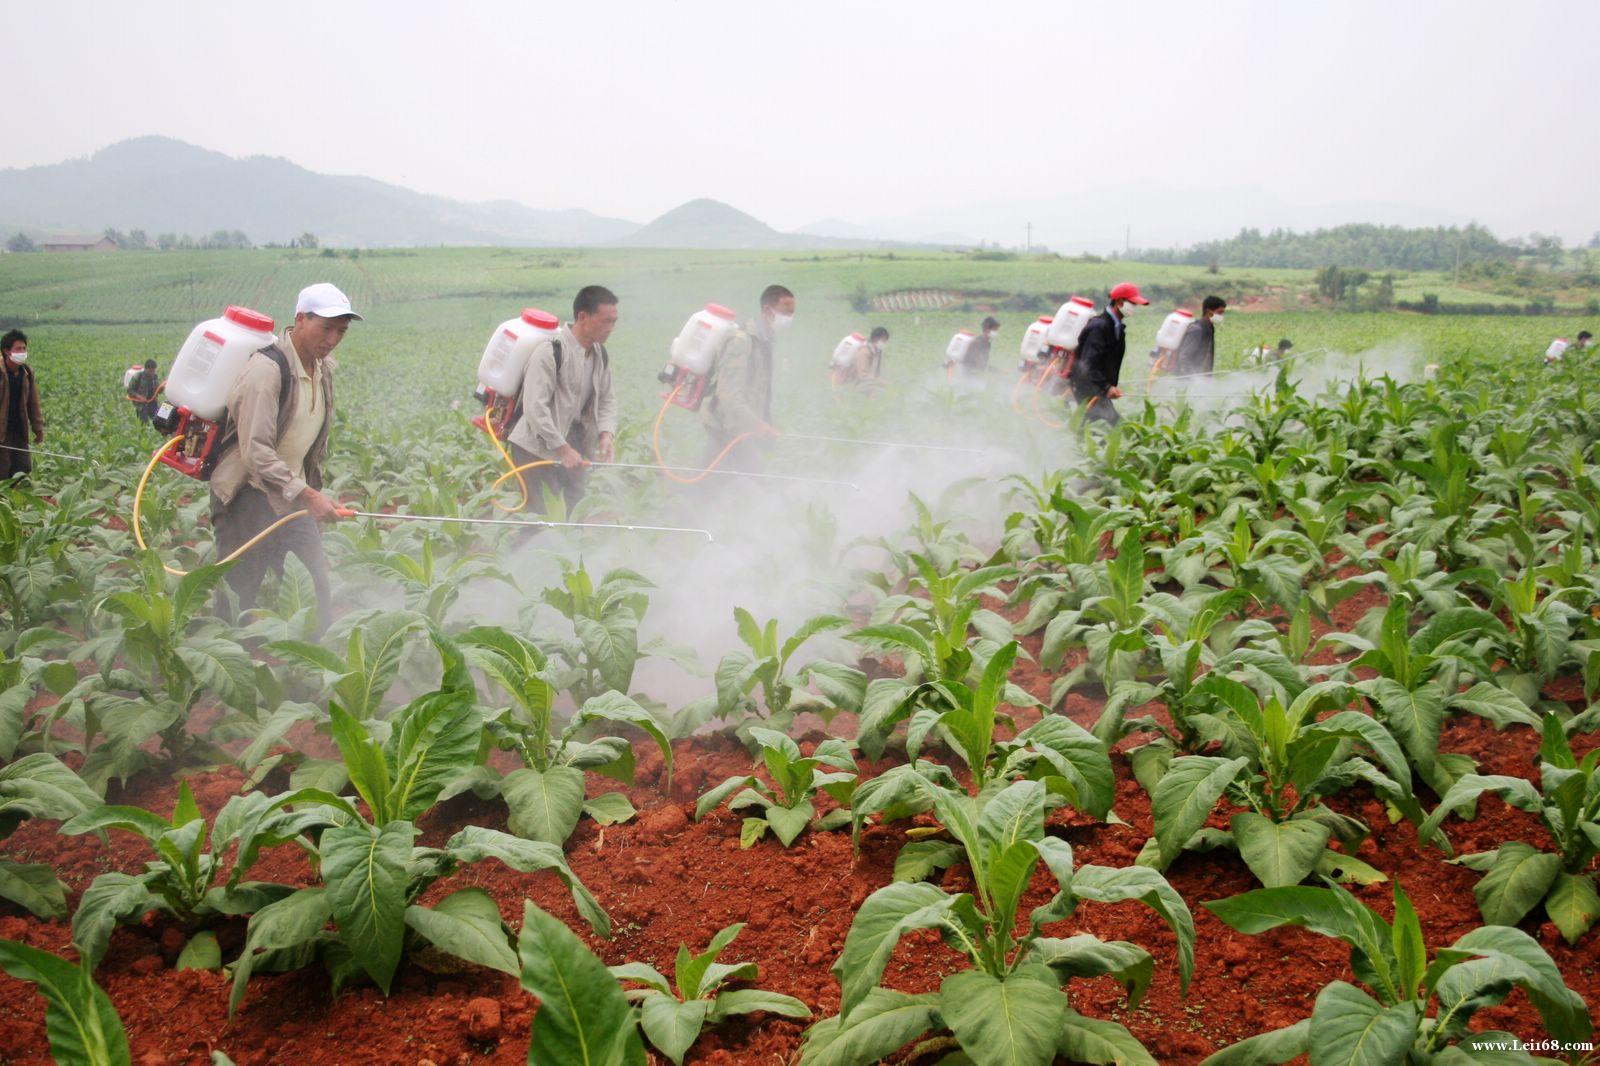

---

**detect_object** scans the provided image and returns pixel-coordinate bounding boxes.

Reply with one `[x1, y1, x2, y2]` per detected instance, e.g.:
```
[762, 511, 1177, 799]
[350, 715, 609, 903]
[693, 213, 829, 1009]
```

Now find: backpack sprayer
[1017, 297, 1097, 427]
[467, 308, 564, 511]
[1147, 308, 1194, 386]
[149, 305, 279, 478]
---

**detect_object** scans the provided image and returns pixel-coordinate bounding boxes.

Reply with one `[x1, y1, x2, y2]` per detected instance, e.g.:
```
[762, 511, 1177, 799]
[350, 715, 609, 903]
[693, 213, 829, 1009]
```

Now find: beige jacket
[209, 329, 335, 515]
[506, 323, 617, 460]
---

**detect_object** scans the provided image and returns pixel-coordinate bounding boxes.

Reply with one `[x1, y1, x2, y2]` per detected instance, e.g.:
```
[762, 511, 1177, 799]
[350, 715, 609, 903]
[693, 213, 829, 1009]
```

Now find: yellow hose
[133, 435, 312, 578]
[651, 383, 756, 485]
[482, 402, 563, 511]
[1031, 351, 1066, 429]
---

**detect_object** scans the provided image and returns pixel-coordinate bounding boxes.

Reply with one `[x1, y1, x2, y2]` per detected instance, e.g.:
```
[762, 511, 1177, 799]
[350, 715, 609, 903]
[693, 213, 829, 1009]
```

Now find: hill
[0, 136, 639, 247]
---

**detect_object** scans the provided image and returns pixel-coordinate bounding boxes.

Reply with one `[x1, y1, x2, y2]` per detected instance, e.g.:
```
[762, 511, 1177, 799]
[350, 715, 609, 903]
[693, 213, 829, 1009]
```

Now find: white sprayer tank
[1020, 317, 1053, 362]
[671, 303, 739, 375]
[165, 306, 278, 421]
[1044, 297, 1097, 349]
[1156, 309, 1194, 351]
[477, 308, 561, 395]
[946, 329, 976, 365]
[1545, 338, 1569, 363]
[832, 332, 867, 369]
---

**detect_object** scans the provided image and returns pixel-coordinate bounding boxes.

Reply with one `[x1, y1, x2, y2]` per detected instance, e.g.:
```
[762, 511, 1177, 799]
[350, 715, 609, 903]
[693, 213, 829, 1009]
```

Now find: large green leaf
[1199, 1019, 1311, 1065]
[71, 873, 157, 971]
[0, 858, 68, 918]
[0, 753, 102, 826]
[229, 887, 332, 1015]
[639, 995, 709, 1066]
[1151, 756, 1248, 867]
[939, 965, 1067, 1066]
[576, 612, 640, 694]
[1440, 926, 1592, 1044]
[385, 686, 481, 822]
[502, 765, 587, 845]
[0, 937, 131, 1066]
[834, 881, 969, 1019]
[1307, 981, 1419, 1066]
[1473, 841, 1563, 927]
[405, 887, 517, 975]
[443, 825, 609, 936]
[518, 902, 643, 1066]
[1230, 813, 1332, 888]
[578, 691, 674, 788]
[1055, 1007, 1160, 1066]
[1027, 935, 1154, 1008]
[796, 988, 939, 1066]
[1543, 872, 1599, 945]
[1070, 864, 1196, 992]
[320, 820, 414, 994]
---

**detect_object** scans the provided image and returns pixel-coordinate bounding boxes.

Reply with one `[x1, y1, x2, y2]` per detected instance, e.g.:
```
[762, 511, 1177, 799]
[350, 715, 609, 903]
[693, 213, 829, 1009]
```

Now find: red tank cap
[1173, 309, 1194, 317]
[521, 309, 560, 329]
[1068, 296, 1095, 308]
[224, 306, 276, 332]
[955, 329, 975, 336]
[1038, 316, 1054, 323]
[705, 303, 737, 321]
[849, 332, 865, 340]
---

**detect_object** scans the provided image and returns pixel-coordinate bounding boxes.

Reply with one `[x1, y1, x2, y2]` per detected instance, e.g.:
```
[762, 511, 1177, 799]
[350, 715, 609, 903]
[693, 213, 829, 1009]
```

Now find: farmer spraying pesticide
[1067, 283, 1148, 425]
[152, 283, 358, 628]
[500, 286, 620, 512]
[697, 284, 793, 473]
[126, 359, 163, 424]
[831, 327, 889, 391]
[1173, 296, 1226, 377]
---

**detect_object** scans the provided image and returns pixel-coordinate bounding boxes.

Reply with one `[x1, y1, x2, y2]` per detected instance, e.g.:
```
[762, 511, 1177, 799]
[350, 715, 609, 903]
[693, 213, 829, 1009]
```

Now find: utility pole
[1125, 225, 1131, 255]
[1025, 221, 1032, 254]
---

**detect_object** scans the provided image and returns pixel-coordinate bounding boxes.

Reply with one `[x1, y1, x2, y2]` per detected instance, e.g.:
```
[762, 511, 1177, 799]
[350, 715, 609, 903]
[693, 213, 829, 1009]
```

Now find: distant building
[43, 233, 119, 252]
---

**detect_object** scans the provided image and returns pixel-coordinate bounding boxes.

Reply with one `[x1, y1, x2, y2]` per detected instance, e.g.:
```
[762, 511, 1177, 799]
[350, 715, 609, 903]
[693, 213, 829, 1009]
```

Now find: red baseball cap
[1108, 282, 1149, 305]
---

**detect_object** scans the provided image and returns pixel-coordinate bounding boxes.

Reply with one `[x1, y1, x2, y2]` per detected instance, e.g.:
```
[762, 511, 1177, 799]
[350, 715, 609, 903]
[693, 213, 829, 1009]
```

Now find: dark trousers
[210, 485, 332, 631]
[0, 434, 31, 479]
[507, 441, 587, 513]
[1069, 382, 1121, 425]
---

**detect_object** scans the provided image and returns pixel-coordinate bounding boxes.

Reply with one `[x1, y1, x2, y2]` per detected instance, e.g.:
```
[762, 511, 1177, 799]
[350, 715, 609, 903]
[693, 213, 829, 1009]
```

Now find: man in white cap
[208, 282, 360, 630]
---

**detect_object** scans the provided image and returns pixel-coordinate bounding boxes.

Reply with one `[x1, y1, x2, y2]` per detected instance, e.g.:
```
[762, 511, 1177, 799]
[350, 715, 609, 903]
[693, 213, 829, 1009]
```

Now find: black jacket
[1069, 310, 1125, 395]
[1174, 317, 1215, 376]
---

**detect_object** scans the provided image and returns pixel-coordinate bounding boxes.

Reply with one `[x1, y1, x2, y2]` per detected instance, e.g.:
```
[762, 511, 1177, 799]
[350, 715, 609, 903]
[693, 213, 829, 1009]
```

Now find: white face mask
[874, 340, 886, 354]
[7, 351, 27, 365]
[1211, 313, 1225, 326]
[770, 311, 794, 333]
[1115, 302, 1132, 318]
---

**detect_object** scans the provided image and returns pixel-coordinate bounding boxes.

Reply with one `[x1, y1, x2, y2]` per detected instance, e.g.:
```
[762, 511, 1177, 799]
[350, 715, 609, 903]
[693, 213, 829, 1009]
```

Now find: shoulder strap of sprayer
[510, 339, 561, 429]
[207, 345, 294, 476]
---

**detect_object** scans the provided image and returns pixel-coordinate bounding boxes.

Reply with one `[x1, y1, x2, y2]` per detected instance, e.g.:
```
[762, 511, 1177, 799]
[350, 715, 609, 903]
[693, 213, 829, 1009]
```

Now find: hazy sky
[6, 0, 1598, 242]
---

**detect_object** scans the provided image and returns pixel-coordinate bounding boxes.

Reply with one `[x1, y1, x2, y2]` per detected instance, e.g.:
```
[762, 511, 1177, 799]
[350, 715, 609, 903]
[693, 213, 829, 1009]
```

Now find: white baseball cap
[295, 282, 362, 320]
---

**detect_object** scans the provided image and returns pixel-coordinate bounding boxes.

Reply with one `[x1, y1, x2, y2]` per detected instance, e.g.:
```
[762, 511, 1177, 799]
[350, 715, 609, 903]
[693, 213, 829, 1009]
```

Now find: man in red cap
[1067, 283, 1148, 424]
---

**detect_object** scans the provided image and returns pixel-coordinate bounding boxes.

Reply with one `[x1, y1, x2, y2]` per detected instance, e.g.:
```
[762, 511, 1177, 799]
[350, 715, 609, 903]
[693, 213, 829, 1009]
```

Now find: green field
[0, 247, 1591, 464]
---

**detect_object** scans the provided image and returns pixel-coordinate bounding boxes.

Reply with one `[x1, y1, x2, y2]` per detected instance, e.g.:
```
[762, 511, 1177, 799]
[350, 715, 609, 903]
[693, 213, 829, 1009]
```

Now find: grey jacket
[1174, 318, 1216, 376]
[506, 323, 617, 460]
[702, 318, 774, 439]
[209, 329, 334, 516]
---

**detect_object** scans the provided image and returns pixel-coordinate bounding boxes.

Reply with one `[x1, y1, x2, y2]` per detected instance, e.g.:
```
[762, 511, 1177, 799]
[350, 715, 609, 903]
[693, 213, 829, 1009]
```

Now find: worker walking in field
[208, 283, 356, 631]
[701, 284, 794, 471]
[0, 330, 45, 480]
[1173, 296, 1225, 376]
[504, 285, 619, 512]
[126, 359, 163, 424]
[838, 327, 890, 391]
[1067, 283, 1147, 425]
[958, 317, 1000, 383]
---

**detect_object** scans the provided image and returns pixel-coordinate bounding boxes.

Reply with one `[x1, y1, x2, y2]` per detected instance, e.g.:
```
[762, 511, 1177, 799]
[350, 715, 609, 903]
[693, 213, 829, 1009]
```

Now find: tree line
[1126, 223, 1562, 271]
